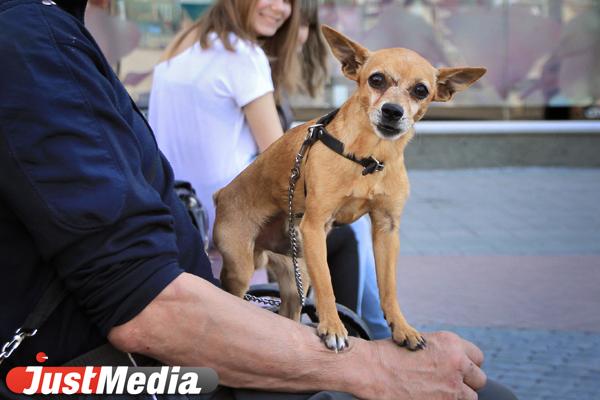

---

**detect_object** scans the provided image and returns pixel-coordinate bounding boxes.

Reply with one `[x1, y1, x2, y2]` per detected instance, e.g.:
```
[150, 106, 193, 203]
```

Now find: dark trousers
[327, 225, 360, 312]
[0, 380, 518, 400]
[201, 379, 517, 399]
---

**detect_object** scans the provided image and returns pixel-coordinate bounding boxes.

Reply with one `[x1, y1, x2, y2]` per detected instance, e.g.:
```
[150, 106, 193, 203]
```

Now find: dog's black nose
[381, 103, 404, 121]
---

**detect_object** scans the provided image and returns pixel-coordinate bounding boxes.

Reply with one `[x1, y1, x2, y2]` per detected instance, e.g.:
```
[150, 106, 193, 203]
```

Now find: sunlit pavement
[397, 168, 600, 400]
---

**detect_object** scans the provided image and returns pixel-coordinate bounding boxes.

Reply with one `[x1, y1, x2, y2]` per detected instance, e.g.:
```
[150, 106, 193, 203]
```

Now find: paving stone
[417, 324, 600, 400]
[391, 168, 600, 399]
[402, 167, 600, 256]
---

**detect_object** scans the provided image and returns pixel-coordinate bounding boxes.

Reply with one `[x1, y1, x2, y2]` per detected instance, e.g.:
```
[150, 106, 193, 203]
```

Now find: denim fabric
[350, 216, 391, 339]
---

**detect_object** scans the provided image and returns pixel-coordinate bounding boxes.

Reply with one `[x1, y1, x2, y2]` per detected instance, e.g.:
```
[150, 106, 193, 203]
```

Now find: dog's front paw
[317, 319, 349, 352]
[391, 323, 426, 351]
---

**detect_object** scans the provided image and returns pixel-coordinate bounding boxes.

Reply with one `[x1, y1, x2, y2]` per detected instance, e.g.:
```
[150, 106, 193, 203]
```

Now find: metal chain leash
[243, 125, 322, 309]
[287, 127, 318, 309]
[0, 328, 37, 366]
[243, 292, 281, 310]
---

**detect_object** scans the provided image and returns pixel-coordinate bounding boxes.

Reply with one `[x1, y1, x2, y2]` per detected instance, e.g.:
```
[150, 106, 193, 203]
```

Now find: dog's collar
[305, 109, 385, 176]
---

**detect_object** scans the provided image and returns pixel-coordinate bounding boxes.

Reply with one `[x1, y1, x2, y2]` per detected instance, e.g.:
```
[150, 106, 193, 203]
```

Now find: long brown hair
[164, 0, 300, 97]
[297, 0, 328, 97]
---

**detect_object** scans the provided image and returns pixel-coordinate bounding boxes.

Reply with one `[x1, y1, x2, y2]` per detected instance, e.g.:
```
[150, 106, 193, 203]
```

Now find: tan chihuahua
[213, 25, 486, 351]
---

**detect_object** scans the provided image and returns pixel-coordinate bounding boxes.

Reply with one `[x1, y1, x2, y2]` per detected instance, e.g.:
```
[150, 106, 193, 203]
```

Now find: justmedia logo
[4, 353, 218, 395]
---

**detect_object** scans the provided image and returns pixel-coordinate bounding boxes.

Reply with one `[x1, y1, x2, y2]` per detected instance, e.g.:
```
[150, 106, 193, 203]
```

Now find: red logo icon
[35, 352, 48, 363]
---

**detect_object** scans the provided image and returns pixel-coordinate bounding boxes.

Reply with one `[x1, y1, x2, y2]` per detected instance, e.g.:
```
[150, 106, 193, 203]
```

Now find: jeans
[350, 216, 391, 339]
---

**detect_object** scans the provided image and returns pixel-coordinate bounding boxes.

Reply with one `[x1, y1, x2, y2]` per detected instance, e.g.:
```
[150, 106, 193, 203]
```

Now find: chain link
[288, 160, 306, 307]
[243, 293, 281, 312]
[0, 328, 37, 366]
[287, 125, 323, 307]
[244, 126, 320, 309]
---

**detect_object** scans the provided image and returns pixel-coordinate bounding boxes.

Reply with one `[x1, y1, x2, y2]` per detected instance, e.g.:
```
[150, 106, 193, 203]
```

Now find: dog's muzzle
[377, 103, 406, 137]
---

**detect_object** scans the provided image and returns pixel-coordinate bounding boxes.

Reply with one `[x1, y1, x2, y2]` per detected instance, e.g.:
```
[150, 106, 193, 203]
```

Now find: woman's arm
[243, 92, 285, 152]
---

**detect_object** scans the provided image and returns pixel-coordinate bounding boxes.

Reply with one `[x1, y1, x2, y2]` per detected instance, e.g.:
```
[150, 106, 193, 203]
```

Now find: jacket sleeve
[0, 3, 185, 335]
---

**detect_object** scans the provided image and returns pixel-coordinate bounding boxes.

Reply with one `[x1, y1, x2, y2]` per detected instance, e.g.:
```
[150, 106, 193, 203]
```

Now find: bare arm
[108, 273, 487, 399]
[243, 92, 284, 152]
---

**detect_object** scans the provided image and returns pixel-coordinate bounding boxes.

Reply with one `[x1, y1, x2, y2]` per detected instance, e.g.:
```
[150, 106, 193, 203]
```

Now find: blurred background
[88, 0, 600, 168]
[88, 0, 600, 122]
[86, 1, 599, 399]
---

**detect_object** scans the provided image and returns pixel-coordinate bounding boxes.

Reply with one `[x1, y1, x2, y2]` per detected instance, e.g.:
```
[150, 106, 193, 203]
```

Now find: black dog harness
[301, 108, 385, 176]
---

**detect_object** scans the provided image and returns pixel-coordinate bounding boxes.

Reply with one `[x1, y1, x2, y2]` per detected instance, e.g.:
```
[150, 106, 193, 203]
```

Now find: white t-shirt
[149, 33, 274, 241]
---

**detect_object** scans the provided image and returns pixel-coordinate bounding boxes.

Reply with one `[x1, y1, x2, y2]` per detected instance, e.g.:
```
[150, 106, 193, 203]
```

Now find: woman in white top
[149, 0, 299, 240]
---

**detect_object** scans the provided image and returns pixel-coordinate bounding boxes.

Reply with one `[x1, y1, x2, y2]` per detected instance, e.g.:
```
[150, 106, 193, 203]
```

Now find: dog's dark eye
[368, 73, 386, 89]
[412, 83, 429, 100]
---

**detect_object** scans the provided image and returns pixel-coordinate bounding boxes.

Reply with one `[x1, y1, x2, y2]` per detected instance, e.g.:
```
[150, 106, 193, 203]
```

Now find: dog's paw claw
[323, 334, 348, 352]
[392, 326, 425, 351]
[414, 339, 427, 351]
[317, 321, 349, 352]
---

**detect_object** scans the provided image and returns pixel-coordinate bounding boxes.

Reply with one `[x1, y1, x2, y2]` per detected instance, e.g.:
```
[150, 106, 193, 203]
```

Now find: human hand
[357, 331, 486, 400]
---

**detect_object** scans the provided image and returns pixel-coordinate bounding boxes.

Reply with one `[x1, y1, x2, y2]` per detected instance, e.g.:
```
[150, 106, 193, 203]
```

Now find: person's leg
[478, 379, 519, 400]
[326, 225, 360, 311]
[197, 387, 357, 399]
[232, 389, 356, 399]
[350, 216, 391, 339]
[198, 380, 516, 399]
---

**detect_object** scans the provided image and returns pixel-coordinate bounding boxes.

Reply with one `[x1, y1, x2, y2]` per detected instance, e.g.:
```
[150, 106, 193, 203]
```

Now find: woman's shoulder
[209, 32, 266, 58]
[153, 31, 270, 77]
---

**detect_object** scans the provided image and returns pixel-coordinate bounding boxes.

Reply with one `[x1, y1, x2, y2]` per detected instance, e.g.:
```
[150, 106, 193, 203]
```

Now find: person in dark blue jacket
[0, 1, 509, 400]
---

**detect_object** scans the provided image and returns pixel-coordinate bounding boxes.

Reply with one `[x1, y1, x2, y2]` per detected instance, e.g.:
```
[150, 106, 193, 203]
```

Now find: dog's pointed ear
[434, 67, 486, 102]
[321, 25, 370, 81]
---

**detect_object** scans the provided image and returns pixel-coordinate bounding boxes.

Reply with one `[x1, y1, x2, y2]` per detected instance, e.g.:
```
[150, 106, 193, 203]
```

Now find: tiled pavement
[396, 168, 600, 400]
[418, 324, 600, 400]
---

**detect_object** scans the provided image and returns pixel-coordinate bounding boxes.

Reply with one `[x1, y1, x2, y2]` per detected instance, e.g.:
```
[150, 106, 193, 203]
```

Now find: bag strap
[0, 276, 67, 365]
[22, 277, 68, 332]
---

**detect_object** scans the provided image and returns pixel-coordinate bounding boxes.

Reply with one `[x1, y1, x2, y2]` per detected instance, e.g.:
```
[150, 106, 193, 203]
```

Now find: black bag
[174, 180, 210, 251]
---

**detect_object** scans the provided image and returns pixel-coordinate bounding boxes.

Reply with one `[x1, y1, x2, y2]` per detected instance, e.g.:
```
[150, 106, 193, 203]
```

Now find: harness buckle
[362, 156, 385, 175]
[306, 124, 324, 143]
